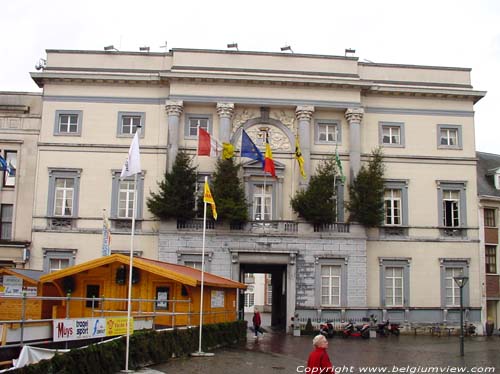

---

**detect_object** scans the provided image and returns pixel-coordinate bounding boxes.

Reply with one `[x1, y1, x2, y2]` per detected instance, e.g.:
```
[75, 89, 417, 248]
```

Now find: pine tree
[347, 148, 385, 227]
[290, 157, 338, 225]
[147, 150, 197, 221]
[210, 158, 248, 224]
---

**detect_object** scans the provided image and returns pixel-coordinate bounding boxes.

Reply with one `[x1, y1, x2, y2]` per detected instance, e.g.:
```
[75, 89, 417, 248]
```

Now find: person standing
[252, 308, 262, 338]
[306, 334, 334, 372]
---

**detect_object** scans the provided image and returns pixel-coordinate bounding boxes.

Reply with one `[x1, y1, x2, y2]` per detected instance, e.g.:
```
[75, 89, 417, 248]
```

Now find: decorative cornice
[345, 107, 364, 123]
[216, 102, 235, 118]
[165, 100, 183, 116]
[295, 105, 315, 121]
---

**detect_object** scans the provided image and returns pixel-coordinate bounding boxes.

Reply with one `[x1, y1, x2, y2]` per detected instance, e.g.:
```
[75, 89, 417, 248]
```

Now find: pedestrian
[306, 334, 334, 372]
[252, 307, 263, 338]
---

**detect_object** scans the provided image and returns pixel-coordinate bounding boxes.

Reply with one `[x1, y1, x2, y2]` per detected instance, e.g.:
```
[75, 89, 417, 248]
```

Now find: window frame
[47, 169, 82, 218]
[176, 251, 212, 272]
[314, 119, 341, 145]
[184, 114, 212, 139]
[439, 258, 469, 308]
[486, 245, 497, 274]
[437, 181, 467, 228]
[117, 112, 145, 137]
[110, 171, 145, 220]
[3, 150, 17, 187]
[484, 208, 497, 227]
[43, 248, 77, 273]
[379, 258, 410, 307]
[315, 257, 348, 308]
[54, 110, 83, 136]
[383, 180, 409, 226]
[379, 122, 405, 147]
[0, 204, 13, 240]
[437, 124, 462, 149]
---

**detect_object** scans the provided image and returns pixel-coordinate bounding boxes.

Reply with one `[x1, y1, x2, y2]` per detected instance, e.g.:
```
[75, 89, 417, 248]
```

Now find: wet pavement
[146, 328, 500, 374]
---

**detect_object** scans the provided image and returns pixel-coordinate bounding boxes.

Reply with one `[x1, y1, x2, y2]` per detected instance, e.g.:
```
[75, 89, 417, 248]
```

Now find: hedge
[12, 320, 247, 374]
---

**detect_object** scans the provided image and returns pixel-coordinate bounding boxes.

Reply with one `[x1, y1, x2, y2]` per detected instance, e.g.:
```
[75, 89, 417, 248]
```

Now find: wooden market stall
[39, 254, 246, 327]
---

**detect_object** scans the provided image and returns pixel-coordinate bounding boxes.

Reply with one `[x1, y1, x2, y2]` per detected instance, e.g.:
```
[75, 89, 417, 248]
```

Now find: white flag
[120, 131, 141, 178]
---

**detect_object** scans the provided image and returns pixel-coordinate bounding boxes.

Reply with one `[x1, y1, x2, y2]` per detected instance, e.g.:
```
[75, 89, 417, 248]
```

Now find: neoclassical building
[26, 48, 486, 331]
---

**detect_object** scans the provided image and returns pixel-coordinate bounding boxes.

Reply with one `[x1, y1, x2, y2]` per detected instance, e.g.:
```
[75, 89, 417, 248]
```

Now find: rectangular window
[85, 285, 100, 308]
[486, 246, 497, 274]
[49, 258, 69, 272]
[156, 286, 169, 309]
[185, 115, 211, 138]
[442, 190, 460, 227]
[382, 126, 400, 144]
[321, 265, 341, 306]
[0, 204, 13, 240]
[54, 110, 82, 136]
[266, 274, 272, 305]
[317, 122, 338, 143]
[118, 180, 136, 218]
[385, 267, 404, 307]
[437, 125, 462, 149]
[43, 249, 76, 273]
[445, 267, 463, 307]
[384, 189, 401, 225]
[3, 151, 17, 187]
[54, 178, 74, 217]
[184, 261, 202, 270]
[252, 184, 272, 220]
[484, 208, 496, 227]
[244, 289, 255, 308]
[117, 112, 145, 136]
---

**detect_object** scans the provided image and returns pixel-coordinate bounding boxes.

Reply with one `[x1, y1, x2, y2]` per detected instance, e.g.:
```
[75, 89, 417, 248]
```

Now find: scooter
[319, 322, 335, 338]
[342, 321, 370, 339]
[376, 320, 400, 336]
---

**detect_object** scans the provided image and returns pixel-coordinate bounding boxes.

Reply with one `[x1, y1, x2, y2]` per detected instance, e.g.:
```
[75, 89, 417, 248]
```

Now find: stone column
[295, 105, 314, 186]
[165, 100, 183, 172]
[345, 108, 364, 181]
[216, 102, 234, 143]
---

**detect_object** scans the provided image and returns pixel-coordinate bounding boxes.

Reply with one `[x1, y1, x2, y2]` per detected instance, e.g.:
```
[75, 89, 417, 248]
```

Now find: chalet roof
[0, 268, 47, 284]
[39, 254, 246, 289]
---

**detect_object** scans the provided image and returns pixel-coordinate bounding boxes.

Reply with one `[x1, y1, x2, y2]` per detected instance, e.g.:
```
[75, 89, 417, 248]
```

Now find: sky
[1, 0, 499, 154]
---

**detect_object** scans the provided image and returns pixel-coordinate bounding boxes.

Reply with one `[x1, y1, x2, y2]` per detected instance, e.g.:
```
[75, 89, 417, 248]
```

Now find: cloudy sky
[1, 0, 498, 154]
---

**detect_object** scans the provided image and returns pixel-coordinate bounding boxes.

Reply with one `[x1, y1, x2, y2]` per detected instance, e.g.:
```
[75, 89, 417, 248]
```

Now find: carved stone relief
[270, 109, 296, 131]
[232, 109, 258, 130]
[236, 124, 292, 151]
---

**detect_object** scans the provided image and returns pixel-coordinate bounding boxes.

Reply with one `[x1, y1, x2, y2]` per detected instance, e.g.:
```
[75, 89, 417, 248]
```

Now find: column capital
[165, 100, 183, 116]
[216, 102, 235, 118]
[345, 107, 364, 123]
[295, 105, 315, 121]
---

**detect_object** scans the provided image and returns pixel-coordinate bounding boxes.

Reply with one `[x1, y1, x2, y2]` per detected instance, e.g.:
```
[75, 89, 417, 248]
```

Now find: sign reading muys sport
[53, 318, 106, 342]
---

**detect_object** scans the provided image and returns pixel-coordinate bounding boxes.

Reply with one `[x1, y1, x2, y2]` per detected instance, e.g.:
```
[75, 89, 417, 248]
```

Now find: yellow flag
[222, 143, 234, 160]
[295, 136, 306, 179]
[203, 180, 217, 220]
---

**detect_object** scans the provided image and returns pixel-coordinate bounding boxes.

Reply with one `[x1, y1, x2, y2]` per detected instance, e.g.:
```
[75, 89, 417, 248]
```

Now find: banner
[53, 318, 106, 342]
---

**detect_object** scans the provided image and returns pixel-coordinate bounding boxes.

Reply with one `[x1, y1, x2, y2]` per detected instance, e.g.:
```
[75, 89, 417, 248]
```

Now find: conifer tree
[210, 158, 248, 224]
[290, 157, 338, 225]
[147, 150, 197, 221]
[347, 148, 385, 227]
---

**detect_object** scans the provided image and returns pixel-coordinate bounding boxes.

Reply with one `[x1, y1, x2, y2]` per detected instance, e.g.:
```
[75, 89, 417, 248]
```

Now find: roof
[477, 152, 500, 198]
[39, 254, 246, 289]
[0, 268, 47, 284]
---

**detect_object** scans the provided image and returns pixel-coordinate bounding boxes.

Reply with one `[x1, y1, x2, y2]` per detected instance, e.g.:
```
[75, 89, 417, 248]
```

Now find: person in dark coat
[252, 308, 263, 338]
[306, 334, 334, 372]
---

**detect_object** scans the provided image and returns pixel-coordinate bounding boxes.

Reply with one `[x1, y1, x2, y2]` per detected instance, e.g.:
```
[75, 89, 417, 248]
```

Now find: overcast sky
[1, 0, 498, 154]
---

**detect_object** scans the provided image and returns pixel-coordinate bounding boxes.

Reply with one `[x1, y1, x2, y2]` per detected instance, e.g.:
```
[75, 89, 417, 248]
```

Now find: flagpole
[192, 176, 214, 357]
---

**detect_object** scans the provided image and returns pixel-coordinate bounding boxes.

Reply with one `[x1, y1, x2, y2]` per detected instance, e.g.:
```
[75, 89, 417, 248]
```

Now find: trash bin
[291, 313, 301, 336]
[485, 320, 494, 336]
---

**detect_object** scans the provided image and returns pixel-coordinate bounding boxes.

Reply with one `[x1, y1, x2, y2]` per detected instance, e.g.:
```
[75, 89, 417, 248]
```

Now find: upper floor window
[384, 189, 402, 225]
[0, 204, 13, 240]
[118, 112, 145, 137]
[252, 184, 272, 221]
[484, 208, 496, 227]
[47, 169, 81, 218]
[486, 246, 497, 274]
[315, 120, 340, 144]
[3, 151, 17, 187]
[55, 110, 83, 136]
[43, 248, 76, 273]
[111, 171, 144, 220]
[379, 122, 404, 147]
[185, 114, 212, 138]
[437, 125, 462, 149]
[437, 181, 467, 229]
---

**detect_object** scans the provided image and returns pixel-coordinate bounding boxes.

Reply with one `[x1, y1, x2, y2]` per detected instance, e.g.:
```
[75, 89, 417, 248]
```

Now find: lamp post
[453, 275, 469, 357]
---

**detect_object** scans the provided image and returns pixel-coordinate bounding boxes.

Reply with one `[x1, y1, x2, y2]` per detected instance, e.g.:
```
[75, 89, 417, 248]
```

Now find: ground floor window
[320, 265, 341, 307]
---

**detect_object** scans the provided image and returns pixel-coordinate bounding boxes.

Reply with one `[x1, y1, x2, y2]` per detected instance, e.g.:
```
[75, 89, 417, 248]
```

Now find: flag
[335, 146, 346, 183]
[0, 155, 14, 176]
[120, 130, 141, 178]
[241, 130, 264, 166]
[102, 210, 111, 256]
[295, 136, 306, 179]
[222, 143, 234, 160]
[203, 180, 217, 220]
[7, 161, 15, 177]
[198, 127, 222, 157]
[263, 138, 276, 178]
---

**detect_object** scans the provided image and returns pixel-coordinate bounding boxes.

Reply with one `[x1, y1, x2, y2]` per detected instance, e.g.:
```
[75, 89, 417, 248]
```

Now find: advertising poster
[53, 318, 106, 342]
[106, 317, 134, 336]
[210, 290, 225, 308]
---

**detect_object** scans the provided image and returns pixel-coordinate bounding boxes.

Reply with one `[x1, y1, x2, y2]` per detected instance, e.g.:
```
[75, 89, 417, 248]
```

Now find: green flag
[335, 147, 346, 183]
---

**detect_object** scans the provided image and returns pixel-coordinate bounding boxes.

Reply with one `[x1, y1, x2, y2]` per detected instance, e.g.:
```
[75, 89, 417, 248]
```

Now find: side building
[29, 49, 485, 331]
[0, 92, 41, 268]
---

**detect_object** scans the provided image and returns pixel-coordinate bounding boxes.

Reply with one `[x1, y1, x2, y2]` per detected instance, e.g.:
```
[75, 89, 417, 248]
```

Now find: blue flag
[0, 156, 15, 176]
[241, 130, 264, 166]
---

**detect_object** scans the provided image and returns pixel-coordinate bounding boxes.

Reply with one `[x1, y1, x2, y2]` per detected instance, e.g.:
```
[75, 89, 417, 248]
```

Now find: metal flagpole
[192, 176, 214, 357]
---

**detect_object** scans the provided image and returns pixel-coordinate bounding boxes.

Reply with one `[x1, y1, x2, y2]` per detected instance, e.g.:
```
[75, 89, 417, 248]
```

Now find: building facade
[477, 152, 500, 330]
[28, 48, 485, 331]
[0, 92, 41, 267]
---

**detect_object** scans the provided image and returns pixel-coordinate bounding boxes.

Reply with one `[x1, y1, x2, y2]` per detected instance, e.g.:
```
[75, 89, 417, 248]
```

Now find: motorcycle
[319, 321, 335, 338]
[376, 320, 400, 336]
[342, 321, 370, 339]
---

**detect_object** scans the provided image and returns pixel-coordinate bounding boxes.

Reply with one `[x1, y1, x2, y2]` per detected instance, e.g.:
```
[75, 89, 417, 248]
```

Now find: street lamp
[454, 275, 469, 356]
